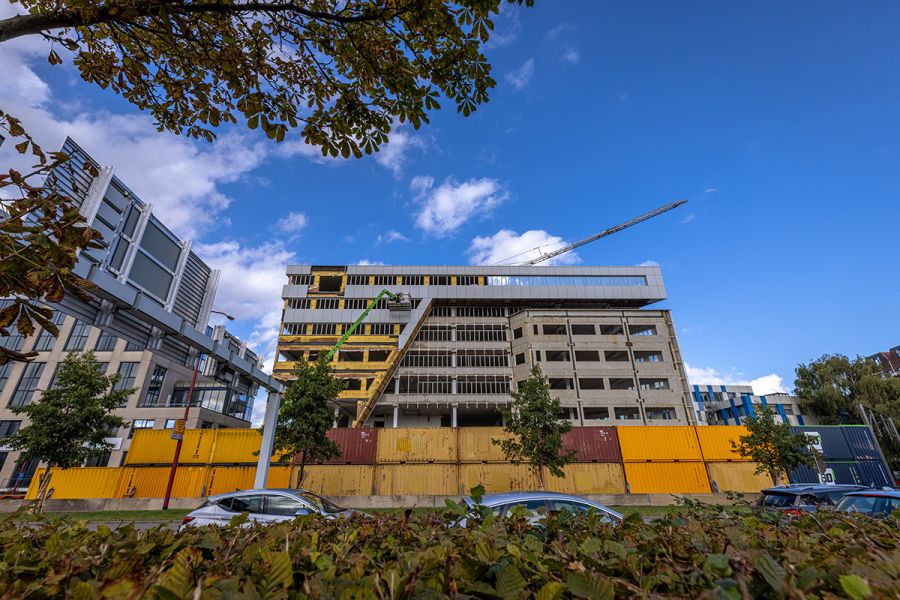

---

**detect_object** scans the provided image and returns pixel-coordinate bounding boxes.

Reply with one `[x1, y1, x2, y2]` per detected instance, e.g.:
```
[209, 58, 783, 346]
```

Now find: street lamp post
[162, 309, 234, 510]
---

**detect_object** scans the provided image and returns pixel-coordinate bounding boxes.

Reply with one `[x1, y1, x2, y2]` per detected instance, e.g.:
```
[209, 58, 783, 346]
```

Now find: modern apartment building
[691, 384, 811, 426]
[869, 346, 900, 379]
[0, 137, 267, 490]
[275, 265, 694, 428]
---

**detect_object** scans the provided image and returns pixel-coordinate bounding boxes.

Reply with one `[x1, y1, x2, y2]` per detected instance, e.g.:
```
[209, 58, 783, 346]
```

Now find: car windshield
[836, 495, 878, 514]
[297, 492, 344, 514]
[759, 493, 796, 507]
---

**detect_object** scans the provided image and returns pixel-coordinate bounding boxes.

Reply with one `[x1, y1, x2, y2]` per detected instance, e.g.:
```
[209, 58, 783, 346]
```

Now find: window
[311, 323, 337, 335]
[64, 320, 90, 351]
[0, 364, 11, 392]
[282, 323, 306, 335]
[317, 275, 342, 292]
[583, 407, 609, 420]
[144, 365, 166, 406]
[370, 323, 394, 336]
[634, 351, 663, 363]
[397, 375, 452, 394]
[289, 274, 313, 285]
[574, 350, 600, 362]
[139, 220, 181, 271]
[33, 312, 66, 352]
[94, 331, 118, 352]
[548, 378, 574, 390]
[604, 351, 630, 362]
[545, 350, 571, 362]
[222, 495, 264, 513]
[346, 274, 368, 285]
[428, 275, 451, 286]
[265, 494, 308, 516]
[484, 275, 647, 287]
[98, 362, 109, 375]
[129, 251, 175, 300]
[456, 275, 479, 285]
[115, 362, 140, 392]
[615, 407, 641, 420]
[0, 421, 21, 439]
[430, 306, 452, 317]
[646, 407, 675, 420]
[513, 327, 523, 340]
[499, 500, 548, 515]
[286, 298, 311, 309]
[125, 340, 144, 352]
[629, 324, 657, 336]
[541, 324, 567, 336]
[457, 376, 510, 394]
[551, 500, 591, 514]
[315, 298, 340, 310]
[456, 306, 505, 317]
[402, 350, 452, 368]
[457, 350, 509, 368]
[415, 325, 453, 342]
[609, 378, 635, 390]
[10, 362, 45, 407]
[599, 325, 624, 335]
[515, 353, 526, 366]
[639, 378, 670, 391]
[457, 324, 508, 342]
[129, 419, 155, 438]
[373, 275, 396, 286]
[403, 275, 424, 285]
[343, 379, 363, 391]
[571, 324, 595, 335]
[164, 419, 177, 429]
[579, 378, 605, 390]
[339, 351, 364, 362]
[368, 350, 390, 362]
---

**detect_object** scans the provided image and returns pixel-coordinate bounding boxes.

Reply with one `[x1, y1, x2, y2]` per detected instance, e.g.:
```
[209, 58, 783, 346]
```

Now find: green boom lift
[322, 289, 412, 362]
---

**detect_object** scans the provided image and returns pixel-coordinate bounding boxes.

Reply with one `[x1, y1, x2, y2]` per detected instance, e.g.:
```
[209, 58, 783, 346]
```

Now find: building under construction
[274, 265, 694, 427]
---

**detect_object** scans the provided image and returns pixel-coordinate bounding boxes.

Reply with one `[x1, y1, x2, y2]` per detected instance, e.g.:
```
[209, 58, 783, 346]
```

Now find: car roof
[467, 491, 621, 513]
[208, 488, 313, 501]
[841, 489, 900, 499]
[762, 484, 867, 495]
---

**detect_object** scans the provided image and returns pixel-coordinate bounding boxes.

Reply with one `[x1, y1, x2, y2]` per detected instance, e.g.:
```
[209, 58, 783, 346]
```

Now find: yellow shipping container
[376, 464, 458, 495]
[25, 468, 123, 500]
[707, 462, 773, 493]
[543, 463, 627, 495]
[623, 462, 711, 494]
[116, 466, 211, 498]
[376, 428, 457, 463]
[206, 466, 291, 495]
[125, 429, 217, 465]
[617, 426, 703, 462]
[458, 427, 515, 462]
[298, 465, 375, 496]
[459, 463, 539, 494]
[209, 429, 262, 464]
[695, 426, 750, 462]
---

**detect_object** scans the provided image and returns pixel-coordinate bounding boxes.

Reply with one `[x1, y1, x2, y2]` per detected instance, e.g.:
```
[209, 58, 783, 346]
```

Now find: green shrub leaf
[495, 564, 526, 600]
[840, 574, 872, 600]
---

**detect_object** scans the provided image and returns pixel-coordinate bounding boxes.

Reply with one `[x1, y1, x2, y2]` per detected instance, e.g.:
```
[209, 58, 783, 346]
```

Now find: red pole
[162, 354, 201, 510]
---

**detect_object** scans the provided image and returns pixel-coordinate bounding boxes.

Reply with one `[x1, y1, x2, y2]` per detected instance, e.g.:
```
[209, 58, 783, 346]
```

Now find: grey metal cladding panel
[179, 322, 216, 353]
[134, 294, 181, 333]
[338, 264, 661, 277]
[172, 252, 211, 326]
[282, 284, 308, 298]
[286, 265, 312, 275]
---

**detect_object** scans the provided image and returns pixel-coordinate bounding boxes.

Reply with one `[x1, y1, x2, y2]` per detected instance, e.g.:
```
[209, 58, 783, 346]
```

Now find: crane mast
[517, 199, 688, 266]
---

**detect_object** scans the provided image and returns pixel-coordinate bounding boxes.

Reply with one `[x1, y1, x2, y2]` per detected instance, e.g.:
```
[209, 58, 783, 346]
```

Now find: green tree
[272, 358, 342, 488]
[731, 405, 814, 486]
[493, 366, 575, 490]
[6, 352, 132, 509]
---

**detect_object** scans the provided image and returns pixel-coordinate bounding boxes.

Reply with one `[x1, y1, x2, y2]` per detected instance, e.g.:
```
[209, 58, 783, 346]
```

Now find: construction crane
[323, 289, 411, 362]
[503, 199, 688, 266]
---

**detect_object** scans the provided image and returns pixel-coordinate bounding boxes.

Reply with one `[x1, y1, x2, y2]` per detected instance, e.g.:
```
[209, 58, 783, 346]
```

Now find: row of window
[401, 349, 510, 368]
[514, 376, 671, 392]
[415, 324, 509, 343]
[386, 375, 512, 395]
[288, 274, 649, 287]
[513, 323, 658, 339]
[0, 361, 141, 408]
[281, 322, 398, 336]
[516, 350, 664, 365]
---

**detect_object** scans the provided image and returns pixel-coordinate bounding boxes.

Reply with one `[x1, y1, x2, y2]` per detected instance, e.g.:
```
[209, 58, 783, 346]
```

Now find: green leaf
[754, 553, 786, 593]
[566, 573, 614, 600]
[840, 574, 872, 600]
[535, 581, 565, 600]
[705, 553, 732, 577]
[495, 564, 526, 600]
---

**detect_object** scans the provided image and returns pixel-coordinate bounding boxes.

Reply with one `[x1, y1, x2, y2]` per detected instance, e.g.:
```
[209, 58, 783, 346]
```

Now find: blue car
[462, 492, 623, 526]
[834, 489, 900, 519]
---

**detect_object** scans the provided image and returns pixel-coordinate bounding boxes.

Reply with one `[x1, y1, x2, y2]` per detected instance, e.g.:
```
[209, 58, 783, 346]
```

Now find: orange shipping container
[623, 462, 711, 494]
[459, 463, 539, 494]
[209, 429, 262, 464]
[706, 462, 773, 493]
[617, 426, 703, 462]
[458, 427, 515, 462]
[206, 466, 291, 495]
[299, 465, 375, 496]
[543, 463, 627, 495]
[125, 429, 217, 465]
[25, 468, 123, 500]
[117, 466, 211, 498]
[376, 428, 457, 463]
[695, 426, 750, 462]
[375, 464, 458, 495]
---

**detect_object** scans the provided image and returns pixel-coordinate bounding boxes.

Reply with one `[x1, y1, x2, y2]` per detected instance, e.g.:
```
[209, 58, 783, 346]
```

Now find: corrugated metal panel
[376, 464, 458, 495]
[706, 462, 772, 493]
[117, 466, 210, 498]
[205, 466, 290, 495]
[299, 465, 375, 496]
[319, 429, 379, 464]
[125, 429, 216, 465]
[623, 462, 711, 494]
[856, 460, 893, 488]
[376, 428, 457, 463]
[561, 427, 621, 462]
[617, 426, 702, 461]
[171, 252, 211, 328]
[788, 460, 893, 487]
[459, 464, 538, 494]
[841, 427, 883, 461]
[210, 430, 262, 464]
[788, 463, 819, 484]
[458, 427, 514, 462]
[25, 468, 123, 500]
[791, 426, 853, 460]
[543, 463, 626, 494]
[695, 426, 750, 462]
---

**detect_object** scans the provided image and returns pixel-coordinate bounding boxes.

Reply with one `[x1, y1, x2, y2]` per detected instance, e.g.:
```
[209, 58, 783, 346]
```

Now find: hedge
[0, 501, 897, 598]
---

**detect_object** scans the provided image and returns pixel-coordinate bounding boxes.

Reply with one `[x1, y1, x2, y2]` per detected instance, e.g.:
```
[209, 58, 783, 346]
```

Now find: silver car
[462, 492, 623, 526]
[181, 488, 356, 528]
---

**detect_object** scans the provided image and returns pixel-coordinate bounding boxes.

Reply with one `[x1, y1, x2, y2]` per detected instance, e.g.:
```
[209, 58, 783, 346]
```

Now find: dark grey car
[756, 484, 869, 515]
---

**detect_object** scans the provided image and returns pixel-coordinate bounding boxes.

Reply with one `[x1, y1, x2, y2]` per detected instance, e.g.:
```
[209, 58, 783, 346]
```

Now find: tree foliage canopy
[794, 354, 886, 424]
[271, 358, 341, 486]
[6, 351, 131, 469]
[1, 0, 532, 153]
[731, 405, 814, 485]
[494, 365, 575, 487]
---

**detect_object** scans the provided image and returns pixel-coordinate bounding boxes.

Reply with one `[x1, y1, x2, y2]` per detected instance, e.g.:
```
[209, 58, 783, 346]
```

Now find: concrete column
[392, 405, 399, 428]
[451, 404, 458, 427]
[253, 390, 281, 489]
[333, 407, 340, 428]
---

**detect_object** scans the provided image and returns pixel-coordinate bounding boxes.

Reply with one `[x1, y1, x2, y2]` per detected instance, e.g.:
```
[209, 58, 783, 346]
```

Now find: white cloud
[545, 24, 571, 41]
[467, 229, 580, 266]
[276, 211, 308, 234]
[412, 176, 508, 237]
[355, 259, 386, 265]
[560, 47, 580, 65]
[485, 3, 522, 49]
[505, 58, 535, 91]
[377, 230, 409, 243]
[637, 260, 660, 267]
[374, 125, 426, 178]
[685, 364, 789, 396]
[680, 214, 696, 224]
[704, 188, 719, 194]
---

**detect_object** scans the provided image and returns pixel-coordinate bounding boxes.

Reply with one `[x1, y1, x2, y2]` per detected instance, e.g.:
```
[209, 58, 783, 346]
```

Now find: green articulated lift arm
[323, 289, 410, 362]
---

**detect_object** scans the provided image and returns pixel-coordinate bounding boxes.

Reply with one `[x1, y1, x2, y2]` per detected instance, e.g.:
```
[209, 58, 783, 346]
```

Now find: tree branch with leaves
[731, 405, 814, 486]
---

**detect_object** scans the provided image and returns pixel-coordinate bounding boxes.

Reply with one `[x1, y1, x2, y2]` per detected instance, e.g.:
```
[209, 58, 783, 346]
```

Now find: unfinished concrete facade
[275, 265, 694, 428]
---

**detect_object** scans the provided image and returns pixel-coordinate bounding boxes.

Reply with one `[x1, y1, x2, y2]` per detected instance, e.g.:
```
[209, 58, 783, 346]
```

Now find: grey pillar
[254, 390, 281, 489]
[392, 404, 399, 428]
[451, 404, 458, 427]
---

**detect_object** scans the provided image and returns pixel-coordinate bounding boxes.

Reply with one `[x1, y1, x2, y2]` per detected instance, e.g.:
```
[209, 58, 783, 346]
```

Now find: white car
[181, 488, 357, 528]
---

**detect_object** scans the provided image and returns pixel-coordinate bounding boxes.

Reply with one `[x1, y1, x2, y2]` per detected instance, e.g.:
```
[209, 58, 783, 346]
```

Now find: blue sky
[2, 1, 899, 413]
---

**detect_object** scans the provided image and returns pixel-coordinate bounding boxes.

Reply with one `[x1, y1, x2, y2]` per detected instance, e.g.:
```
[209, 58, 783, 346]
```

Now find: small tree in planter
[731, 405, 815, 486]
[493, 366, 576, 490]
[7, 352, 131, 511]
[272, 358, 342, 488]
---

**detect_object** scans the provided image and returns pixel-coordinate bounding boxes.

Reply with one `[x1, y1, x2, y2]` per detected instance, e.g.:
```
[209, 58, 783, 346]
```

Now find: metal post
[162, 353, 201, 510]
[254, 390, 282, 489]
[392, 404, 399, 428]
[451, 404, 458, 427]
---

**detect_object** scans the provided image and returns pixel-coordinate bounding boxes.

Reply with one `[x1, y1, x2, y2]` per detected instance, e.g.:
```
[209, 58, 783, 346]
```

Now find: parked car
[181, 489, 358, 528]
[756, 484, 869, 516]
[461, 492, 623, 526]
[834, 489, 900, 519]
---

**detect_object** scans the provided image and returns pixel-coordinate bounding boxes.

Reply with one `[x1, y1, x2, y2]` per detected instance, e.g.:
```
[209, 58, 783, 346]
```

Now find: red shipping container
[320, 428, 379, 464]
[561, 427, 621, 462]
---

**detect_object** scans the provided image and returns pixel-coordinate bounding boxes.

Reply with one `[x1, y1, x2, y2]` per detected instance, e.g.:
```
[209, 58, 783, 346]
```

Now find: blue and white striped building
[691, 384, 814, 426]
